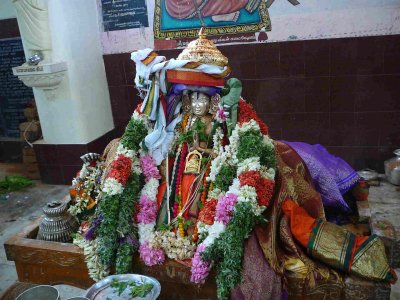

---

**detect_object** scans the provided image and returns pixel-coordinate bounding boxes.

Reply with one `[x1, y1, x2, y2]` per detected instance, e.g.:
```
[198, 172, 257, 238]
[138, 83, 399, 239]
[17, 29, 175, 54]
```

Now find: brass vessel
[37, 201, 79, 242]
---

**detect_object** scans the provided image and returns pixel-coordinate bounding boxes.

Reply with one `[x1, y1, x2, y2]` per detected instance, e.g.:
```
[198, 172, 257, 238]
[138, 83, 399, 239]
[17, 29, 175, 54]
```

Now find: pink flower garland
[190, 243, 211, 284]
[137, 195, 158, 224]
[140, 155, 161, 181]
[137, 154, 165, 266]
[215, 193, 238, 225]
[191, 194, 238, 283]
[139, 242, 165, 266]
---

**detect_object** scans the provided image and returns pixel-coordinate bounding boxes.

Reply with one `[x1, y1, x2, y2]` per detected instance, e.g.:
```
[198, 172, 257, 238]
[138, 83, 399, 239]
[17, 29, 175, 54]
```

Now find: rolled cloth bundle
[282, 199, 397, 283]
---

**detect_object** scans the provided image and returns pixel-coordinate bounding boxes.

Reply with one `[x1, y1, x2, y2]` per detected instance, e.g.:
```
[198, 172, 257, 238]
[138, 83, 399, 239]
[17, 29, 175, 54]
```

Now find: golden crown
[177, 28, 229, 67]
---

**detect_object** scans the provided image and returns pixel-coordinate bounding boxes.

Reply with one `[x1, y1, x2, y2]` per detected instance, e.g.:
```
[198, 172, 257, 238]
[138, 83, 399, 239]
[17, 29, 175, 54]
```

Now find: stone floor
[0, 163, 86, 299]
[368, 181, 400, 300]
[0, 163, 400, 299]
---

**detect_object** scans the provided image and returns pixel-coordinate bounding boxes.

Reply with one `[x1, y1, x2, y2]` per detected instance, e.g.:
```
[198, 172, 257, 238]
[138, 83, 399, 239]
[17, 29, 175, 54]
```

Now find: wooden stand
[4, 217, 392, 300]
[4, 217, 217, 299]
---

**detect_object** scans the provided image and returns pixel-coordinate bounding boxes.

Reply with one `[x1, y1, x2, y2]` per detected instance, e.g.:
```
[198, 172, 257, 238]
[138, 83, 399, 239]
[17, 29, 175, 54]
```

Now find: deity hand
[189, 129, 215, 157]
[192, 144, 216, 157]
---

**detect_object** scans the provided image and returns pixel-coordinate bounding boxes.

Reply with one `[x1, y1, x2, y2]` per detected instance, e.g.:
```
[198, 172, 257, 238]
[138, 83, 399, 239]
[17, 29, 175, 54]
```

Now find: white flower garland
[102, 178, 124, 196]
[236, 157, 261, 175]
[73, 235, 109, 281]
[191, 118, 276, 283]
[141, 178, 159, 201]
[138, 222, 156, 244]
[150, 231, 196, 260]
[116, 144, 136, 160]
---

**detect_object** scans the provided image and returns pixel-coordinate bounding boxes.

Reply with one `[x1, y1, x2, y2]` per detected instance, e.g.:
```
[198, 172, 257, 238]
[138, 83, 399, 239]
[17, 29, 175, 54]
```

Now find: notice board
[0, 38, 33, 138]
[102, 0, 149, 31]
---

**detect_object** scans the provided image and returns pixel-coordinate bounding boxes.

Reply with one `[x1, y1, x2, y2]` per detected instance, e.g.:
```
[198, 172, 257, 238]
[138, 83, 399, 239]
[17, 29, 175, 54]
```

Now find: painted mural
[267, 0, 400, 41]
[99, 0, 400, 54]
[153, 0, 271, 40]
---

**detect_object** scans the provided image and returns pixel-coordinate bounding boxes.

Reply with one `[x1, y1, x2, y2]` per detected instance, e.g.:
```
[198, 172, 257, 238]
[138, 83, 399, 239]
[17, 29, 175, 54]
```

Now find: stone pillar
[13, 0, 114, 184]
[42, 0, 114, 144]
[13, 0, 113, 145]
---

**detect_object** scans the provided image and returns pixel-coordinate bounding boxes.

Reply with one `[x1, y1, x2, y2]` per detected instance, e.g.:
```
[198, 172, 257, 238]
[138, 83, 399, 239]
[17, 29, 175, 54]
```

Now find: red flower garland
[107, 154, 132, 186]
[239, 170, 274, 207]
[256, 178, 274, 207]
[238, 99, 269, 135]
[238, 170, 261, 188]
[198, 198, 218, 225]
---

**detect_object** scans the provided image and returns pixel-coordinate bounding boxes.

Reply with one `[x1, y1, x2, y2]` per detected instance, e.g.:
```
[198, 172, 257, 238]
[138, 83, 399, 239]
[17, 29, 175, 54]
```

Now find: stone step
[357, 200, 371, 224]
[368, 181, 400, 269]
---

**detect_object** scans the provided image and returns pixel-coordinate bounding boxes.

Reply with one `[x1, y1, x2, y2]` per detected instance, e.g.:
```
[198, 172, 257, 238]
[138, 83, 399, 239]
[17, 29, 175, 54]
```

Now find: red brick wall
[105, 35, 400, 173]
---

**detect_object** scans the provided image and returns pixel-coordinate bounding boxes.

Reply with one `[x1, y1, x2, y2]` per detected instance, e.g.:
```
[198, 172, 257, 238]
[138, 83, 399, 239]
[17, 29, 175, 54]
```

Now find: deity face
[190, 92, 210, 117]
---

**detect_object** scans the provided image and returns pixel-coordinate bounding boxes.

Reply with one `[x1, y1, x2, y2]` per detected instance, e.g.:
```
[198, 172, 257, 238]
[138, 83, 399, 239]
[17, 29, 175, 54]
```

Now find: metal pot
[384, 149, 400, 185]
[37, 201, 79, 242]
[16, 285, 59, 300]
[358, 168, 379, 181]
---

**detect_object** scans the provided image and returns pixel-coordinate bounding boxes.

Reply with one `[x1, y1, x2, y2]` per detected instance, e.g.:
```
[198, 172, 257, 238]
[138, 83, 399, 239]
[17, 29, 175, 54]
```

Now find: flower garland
[137, 155, 165, 266]
[74, 108, 150, 280]
[190, 101, 276, 300]
[73, 234, 109, 281]
[73, 96, 276, 299]
[69, 159, 104, 217]
[150, 231, 196, 260]
[136, 147, 198, 263]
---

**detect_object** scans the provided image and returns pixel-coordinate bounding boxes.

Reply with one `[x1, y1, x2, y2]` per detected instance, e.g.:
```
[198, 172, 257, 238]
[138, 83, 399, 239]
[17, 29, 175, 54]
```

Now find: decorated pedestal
[4, 213, 391, 300]
[4, 215, 217, 299]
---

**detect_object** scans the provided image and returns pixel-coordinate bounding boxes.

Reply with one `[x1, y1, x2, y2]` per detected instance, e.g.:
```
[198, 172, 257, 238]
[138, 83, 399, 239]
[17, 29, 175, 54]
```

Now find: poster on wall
[102, 0, 149, 31]
[266, 0, 400, 42]
[0, 38, 33, 138]
[99, 0, 400, 54]
[154, 0, 271, 47]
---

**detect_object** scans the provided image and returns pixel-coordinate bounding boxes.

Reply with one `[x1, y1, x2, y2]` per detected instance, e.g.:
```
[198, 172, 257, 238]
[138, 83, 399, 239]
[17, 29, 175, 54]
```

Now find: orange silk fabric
[281, 199, 316, 248]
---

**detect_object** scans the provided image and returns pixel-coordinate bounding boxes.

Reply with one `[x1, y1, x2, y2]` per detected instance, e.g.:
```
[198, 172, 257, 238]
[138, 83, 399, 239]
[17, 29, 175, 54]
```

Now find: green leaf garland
[95, 115, 148, 270]
[201, 202, 264, 300]
[97, 194, 121, 265]
[120, 117, 148, 151]
[116, 242, 134, 274]
[115, 173, 141, 274]
[214, 165, 237, 192]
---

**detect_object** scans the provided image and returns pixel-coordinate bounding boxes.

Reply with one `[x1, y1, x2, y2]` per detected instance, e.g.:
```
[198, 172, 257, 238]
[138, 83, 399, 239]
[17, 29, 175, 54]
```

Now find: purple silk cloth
[283, 142, 359, 213]
[230, 233, 283, 300]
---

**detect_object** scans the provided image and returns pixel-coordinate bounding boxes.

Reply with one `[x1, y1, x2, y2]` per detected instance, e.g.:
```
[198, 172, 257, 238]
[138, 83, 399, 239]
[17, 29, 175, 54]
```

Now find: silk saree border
[351, 235, 392, 281]
[154, 0, 272, 40]
[308, 219, 354, 273]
